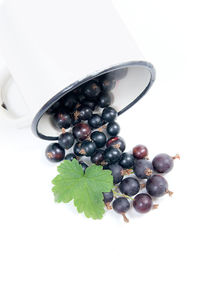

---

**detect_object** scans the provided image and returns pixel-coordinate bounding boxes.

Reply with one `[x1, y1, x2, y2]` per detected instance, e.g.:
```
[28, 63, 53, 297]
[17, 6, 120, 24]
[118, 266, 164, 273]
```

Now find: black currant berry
[103, 147, 121, 164]
[119, 152, 134, 169]
[52, 111, 72, 129]
[119, 177, 140, 196]
[65, 153, 76, 161]
[133, 159, 153, 179]
[72, 123, 91, 141]
[102, 107, 117, 123]
[91, 150, 104, 165]
[88, 114, 103, 129]
[73, 142, 83, 157]
[106, 163, 124, 184]
[133, 145, 148, 159]
[101, 77, 116, 92]
[152, 153, 180, 174]
[146, 175, 172, 197]
[91, 131, 107, 148]
[133, 193, 153, 214]
[80, 141, 96, 157]
[58, 132, 75, 149]
[45, 143, 65, 162]
[76, 105, 93, 121]
[84, 81, 101, 98]
[107, 122, 120, 137]
[103, 190, 113, 209]
[98, 93, 112, 108]
[106, 136, 126, 152]
[112, 197, 130, 223]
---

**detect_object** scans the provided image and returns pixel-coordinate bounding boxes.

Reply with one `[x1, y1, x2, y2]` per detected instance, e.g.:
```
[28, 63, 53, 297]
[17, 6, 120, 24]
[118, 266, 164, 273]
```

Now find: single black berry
[84, 81, 101, 98]
[119, 152, 134, 169]
[91, 131, 107, 148]
[119, 177, 140, 196]
[106, 136, 126, 152]
[88, 114, 103, 129]
[107, 122, 120, 137]
[58, 132, 75, 149]
[103, 147, 121, 164]
[80, 140, 96, 157]
[98, 93, 112, 108]
[91, 150, 104, 165]
[73, 123, 91, 141]
[45, 143, 65, 162]
[102, 107, 117, 123]
[52, 111, 72, 129]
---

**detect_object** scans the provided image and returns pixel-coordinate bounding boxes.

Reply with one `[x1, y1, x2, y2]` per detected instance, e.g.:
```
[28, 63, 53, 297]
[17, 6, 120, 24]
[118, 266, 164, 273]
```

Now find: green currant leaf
[52, 159, 113, 219]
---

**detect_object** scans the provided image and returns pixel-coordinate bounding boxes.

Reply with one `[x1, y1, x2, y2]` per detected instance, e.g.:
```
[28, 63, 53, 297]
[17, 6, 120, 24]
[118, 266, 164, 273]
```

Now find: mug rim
[32, 60, 156, 140]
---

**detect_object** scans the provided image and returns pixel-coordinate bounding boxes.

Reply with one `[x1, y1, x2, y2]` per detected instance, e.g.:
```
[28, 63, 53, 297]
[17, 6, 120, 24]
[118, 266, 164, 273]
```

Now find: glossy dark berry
[72, 123, 91, 141]
[113, 197, 130, 222]
[106, 136, 126, 152]
[103, 147, 121, 164]
[133, 145, 148, 159]
[91, 150, 104, 165]
[101, 77, 116, 92]
[103, 191, 113, 203]
[62, 94, 77, 112]
[133, 159, 153, 179]
[107, 122, 120, 137]
[98, 93, 112, 108]
[88, 114, 103, 129]
[58, 132, 74, 149]
[113, 197, 130, 213]
[133, 193, 153, 213]
[52, 111, 72, 129]
[119, 177, 140, 196]
[91, 131, 107, 148]
[146, 175, 169, 197]
[45, 143, 65, 162]
[79, 161, 88, 172]
[152, 153, 175, 174]
[65, 153, 76, 161]
[73, 142, 83, 157]
[102, 107, 117, 123]
[76, 105, 93, 121]
[84, 81, 101, 98]
[80, 140, 96, 157]
[119, 153, 134, 169]
[106, 163, 124, 184]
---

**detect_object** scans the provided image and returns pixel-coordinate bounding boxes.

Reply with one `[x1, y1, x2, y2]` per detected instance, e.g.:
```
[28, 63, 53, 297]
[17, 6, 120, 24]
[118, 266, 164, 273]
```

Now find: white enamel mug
[0, 0, 155, 140]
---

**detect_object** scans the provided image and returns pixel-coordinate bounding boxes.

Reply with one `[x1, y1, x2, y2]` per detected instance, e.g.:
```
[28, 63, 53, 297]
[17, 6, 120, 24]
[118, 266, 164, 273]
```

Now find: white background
[0, 0, 200, 299]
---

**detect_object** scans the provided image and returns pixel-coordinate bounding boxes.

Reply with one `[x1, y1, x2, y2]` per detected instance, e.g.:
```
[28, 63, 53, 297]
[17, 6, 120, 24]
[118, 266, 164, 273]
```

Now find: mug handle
[0, 65, 31, 128]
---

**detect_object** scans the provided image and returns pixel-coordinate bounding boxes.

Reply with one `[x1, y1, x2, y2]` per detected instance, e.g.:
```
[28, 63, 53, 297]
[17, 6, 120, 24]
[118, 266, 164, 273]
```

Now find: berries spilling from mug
[44, 69, 180, 222]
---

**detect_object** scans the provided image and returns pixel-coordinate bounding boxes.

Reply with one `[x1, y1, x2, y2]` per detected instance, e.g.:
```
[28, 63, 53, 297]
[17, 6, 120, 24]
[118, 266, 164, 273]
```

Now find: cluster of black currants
[103, 145, 180, 222]
[45, 68, 128, 170]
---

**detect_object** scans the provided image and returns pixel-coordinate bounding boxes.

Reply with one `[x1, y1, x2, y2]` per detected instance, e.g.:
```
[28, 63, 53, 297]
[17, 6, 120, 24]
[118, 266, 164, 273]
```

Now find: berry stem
[61, 128, 66, 134]
[140, 183, 146, 189]
[122, 213, 129, 223]
[105, 202, 112, 210]
[153, 204, 159, 209]
[166, 189, 173, 196]
[172, 154, 180, 160]
[144, 168, 153, 176]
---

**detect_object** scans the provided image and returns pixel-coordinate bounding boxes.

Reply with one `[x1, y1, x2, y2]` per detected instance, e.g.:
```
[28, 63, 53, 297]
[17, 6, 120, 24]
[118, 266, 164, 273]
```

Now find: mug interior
[33, 61, 155, 140]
